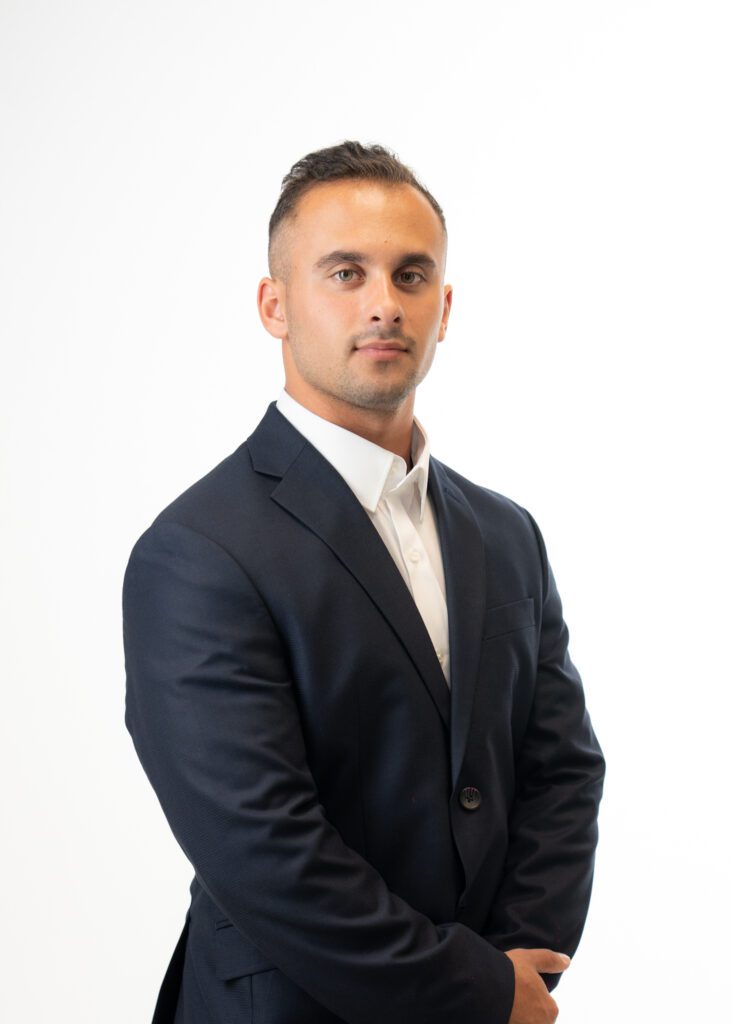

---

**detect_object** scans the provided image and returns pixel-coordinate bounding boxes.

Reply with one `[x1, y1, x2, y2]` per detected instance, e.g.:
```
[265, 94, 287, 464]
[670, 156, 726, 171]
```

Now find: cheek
[298, 292, 350, 331]
[288, 299, 351, 359]
[410, 291, 444, 325]
[412, 308, 444, 345]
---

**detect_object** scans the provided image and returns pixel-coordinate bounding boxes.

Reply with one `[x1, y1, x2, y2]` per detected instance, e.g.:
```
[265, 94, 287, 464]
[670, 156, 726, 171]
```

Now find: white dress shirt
[276, 389, 451, 686]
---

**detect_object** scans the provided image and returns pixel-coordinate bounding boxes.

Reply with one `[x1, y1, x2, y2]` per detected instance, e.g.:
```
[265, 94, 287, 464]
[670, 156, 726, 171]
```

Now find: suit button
[459, 786, 482, 811]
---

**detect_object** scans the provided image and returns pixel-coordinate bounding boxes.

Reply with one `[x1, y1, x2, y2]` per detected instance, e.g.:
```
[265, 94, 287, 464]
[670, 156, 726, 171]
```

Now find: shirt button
[409, 550, 420, 563]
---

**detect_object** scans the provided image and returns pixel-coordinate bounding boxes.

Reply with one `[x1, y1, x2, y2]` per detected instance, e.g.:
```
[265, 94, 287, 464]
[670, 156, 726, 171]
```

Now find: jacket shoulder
[137, 402, 304, 545]
[433, 457, 547, 585]
[434, 457, 535, 531]
[155, 442, 252, 522]
[126, 438, 268, 559]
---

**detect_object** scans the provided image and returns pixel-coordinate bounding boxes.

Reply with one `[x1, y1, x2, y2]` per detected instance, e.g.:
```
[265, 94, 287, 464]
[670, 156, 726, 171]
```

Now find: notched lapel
[250, 408, 451, 731]
[428, 461, 487, 788]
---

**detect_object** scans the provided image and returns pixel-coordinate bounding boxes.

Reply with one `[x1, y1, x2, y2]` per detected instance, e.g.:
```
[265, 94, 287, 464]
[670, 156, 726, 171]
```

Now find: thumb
[527, 948, 572, 973]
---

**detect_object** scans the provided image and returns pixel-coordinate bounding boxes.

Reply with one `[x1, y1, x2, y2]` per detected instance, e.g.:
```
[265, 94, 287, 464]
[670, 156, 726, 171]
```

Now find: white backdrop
[1, 2, 730, 1020]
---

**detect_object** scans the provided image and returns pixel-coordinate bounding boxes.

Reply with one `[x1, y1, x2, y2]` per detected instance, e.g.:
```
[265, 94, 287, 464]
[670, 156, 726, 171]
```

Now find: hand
[505, 948, 571, 1023]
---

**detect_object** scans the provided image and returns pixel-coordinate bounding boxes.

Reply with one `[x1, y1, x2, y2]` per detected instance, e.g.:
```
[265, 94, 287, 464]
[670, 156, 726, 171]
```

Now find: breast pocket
[482, 596, 536, 641]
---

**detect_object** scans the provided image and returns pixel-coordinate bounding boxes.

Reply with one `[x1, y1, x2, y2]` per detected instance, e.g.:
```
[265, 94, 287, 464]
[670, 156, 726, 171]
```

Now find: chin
[348, 383, 416, 412]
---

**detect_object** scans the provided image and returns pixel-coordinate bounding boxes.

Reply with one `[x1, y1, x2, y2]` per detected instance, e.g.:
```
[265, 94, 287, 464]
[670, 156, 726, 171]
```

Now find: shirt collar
[276, 389, 431, 520]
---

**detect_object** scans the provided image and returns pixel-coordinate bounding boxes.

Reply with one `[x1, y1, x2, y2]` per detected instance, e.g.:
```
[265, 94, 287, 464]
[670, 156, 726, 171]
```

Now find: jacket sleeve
[122, 518, 516, 1024]
[481, 510, 606, 993]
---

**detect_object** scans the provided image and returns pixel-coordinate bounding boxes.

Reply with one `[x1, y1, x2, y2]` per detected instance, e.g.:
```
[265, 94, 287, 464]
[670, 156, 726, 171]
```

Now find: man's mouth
[358, 342, 406, 350]
[356, 342, 408, 360]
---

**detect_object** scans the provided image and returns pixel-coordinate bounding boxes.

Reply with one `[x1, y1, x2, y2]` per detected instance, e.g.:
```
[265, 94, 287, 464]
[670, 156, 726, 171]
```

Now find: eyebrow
[313, 249, 438, 272]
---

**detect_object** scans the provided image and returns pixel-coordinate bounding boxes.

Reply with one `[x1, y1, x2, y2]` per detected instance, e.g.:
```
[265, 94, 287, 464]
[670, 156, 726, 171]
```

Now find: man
[122, 141, 605, 1024]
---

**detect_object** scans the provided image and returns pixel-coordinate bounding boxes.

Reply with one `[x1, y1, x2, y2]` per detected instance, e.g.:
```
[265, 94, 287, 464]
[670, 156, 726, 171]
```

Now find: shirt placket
[384, 485, 450, 683]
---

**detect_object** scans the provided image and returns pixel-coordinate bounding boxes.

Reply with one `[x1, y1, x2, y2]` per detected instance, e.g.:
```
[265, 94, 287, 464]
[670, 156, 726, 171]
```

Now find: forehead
[289, 180, 445, 263]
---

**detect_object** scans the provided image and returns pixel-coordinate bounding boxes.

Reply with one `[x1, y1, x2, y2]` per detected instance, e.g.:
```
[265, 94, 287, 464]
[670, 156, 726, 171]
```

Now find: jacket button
[459, 786, 482, 811]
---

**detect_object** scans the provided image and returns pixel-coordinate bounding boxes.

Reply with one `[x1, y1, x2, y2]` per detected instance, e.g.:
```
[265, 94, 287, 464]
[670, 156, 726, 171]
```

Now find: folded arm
[123, 518, 515, 1024]
[481, 511, 606, 992]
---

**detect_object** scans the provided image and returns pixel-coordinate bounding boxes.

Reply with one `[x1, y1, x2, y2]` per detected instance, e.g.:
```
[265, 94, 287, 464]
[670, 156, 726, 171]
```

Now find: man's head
[267, 141, 447, 283]
[258, 141, 452, 422]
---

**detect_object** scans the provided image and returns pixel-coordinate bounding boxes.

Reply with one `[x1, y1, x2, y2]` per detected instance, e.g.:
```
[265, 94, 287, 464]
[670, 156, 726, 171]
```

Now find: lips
[356, 343, 408, 361]
[356, 342, 407, 351]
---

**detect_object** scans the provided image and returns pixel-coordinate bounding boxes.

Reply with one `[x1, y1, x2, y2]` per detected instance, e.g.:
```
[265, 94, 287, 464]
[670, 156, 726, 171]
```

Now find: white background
[1, 1, 730, 1020]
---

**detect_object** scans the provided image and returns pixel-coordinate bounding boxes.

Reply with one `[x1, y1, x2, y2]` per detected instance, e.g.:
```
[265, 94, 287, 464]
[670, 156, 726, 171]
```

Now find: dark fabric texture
[123, 402, 605, 1024]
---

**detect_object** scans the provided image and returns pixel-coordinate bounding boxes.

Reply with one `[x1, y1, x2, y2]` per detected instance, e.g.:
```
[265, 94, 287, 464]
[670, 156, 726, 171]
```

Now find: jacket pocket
[214, 921, 277, 981]
[483, 596, 535, 640]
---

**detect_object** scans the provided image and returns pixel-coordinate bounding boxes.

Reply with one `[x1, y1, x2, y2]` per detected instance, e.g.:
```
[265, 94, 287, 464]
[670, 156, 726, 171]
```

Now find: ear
[257, 277, 288, 340]
[437, 283, 453, 342]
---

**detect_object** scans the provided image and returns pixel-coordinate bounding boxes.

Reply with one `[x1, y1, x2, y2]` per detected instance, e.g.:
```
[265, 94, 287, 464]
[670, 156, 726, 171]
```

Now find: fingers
[507, 947, 571, 974]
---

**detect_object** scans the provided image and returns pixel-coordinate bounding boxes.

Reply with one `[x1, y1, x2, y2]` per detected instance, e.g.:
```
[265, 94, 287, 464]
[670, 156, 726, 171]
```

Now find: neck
[283, 382, 415, 463]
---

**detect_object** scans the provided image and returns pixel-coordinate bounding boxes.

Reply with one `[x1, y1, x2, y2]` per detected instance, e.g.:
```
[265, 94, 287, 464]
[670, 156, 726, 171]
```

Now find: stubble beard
[329, 360, 423, 412]
[296, 349, 433, 413]
[286, 339, 432, 415]
[286, 325, 436, 414]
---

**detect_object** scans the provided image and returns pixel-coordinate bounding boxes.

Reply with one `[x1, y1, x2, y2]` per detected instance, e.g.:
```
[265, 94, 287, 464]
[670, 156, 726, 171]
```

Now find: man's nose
[364, 274, 403, 324]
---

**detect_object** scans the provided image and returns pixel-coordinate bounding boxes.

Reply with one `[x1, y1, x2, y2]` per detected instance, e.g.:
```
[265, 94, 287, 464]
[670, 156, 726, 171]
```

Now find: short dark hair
[268, 140, 446, 279]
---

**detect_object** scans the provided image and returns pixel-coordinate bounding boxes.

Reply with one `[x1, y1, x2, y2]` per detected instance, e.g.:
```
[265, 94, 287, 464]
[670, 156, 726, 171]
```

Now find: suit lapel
[247, 405, 451, 731]
[427, 459, 487, 788]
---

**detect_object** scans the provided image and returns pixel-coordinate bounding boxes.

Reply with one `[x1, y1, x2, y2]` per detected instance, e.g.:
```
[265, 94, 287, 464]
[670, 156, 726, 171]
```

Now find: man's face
[261, 180, 452, 415]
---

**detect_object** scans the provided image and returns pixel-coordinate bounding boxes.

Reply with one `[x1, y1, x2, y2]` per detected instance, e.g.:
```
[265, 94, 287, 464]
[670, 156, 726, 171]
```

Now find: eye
[334, 268, 359, 283]
[398, 270, 426, 285]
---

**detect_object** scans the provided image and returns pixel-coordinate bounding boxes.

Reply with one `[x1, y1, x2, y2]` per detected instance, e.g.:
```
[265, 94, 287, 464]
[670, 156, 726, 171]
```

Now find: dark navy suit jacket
[122, 402, 605, 1024]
